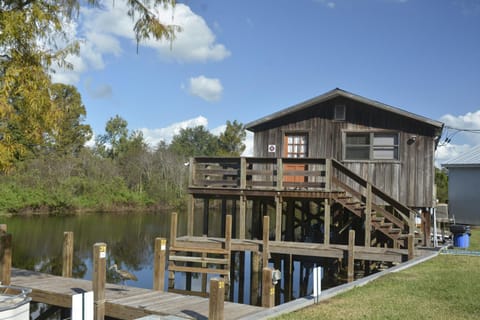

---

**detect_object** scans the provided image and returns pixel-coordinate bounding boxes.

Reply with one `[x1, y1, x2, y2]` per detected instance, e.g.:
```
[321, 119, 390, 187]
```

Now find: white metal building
[442, 145, 480, 226]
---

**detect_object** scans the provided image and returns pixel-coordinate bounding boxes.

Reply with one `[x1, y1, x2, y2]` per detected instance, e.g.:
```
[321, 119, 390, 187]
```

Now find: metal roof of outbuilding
[245, 88, 444, 133]
[442, 144, 480, 167]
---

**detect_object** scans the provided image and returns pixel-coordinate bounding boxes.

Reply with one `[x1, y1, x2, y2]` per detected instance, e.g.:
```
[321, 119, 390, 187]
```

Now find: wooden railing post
[348, 230, 355, 283]
[187, 195, 194, 237]
[154, 237, 167, 291]
[408, 234, 415, 260]
[325, 158, 332, 191]
[364, 183, 372, 247]
[262, 215, 270, 268]
[240, 157, 247, 189]
[225, 214, 232, 285]
[276, 158, 283, 190]
[209, 278, 225, 320]
[62, 231, 74, 278]
[0, 233, 12, 285]
[93, 243, 106, 320]
[262, 267, 275, 308]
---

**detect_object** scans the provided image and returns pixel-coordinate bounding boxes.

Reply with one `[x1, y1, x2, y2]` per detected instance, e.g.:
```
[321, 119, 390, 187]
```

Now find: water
[2, 211, 336, 314]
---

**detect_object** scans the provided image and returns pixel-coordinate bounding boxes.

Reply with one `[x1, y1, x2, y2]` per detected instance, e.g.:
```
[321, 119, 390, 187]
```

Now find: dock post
[408, 234, 415, 260]
[275, 195, 282, 241]
[154, 237, 167, 291]
[0, 232, 12, 285]
[262, 215, 270, 268]
[209, 278, 225, 320]
[93, 243, 106, 320]
[62, 231, 74, 278]
[239, 195, 246, 239]
[250, 251, 261, 306]
[348, 230, 355, 283]
[284, 254, 293, 302]
[324, 199, 330, 245]
[261, 267, 275, 308]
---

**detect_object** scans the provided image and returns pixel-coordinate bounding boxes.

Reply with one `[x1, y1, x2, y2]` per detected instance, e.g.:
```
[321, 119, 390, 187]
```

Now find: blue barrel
[453, 233, 470, 248]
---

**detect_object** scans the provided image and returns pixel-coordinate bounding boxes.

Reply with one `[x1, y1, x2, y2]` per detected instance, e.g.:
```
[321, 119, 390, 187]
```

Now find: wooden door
[283, 134, 308, 183]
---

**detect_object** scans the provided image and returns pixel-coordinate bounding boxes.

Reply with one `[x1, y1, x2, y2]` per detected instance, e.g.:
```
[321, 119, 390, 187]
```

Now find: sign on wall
[268, 144, 276, 153]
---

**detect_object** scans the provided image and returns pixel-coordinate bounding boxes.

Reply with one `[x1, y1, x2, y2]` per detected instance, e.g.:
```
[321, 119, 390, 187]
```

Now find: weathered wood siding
[251, 97, 437, 207]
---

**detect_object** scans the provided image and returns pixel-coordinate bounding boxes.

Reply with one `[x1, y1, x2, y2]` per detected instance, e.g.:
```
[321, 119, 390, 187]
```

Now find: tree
[96, 115, 129, 159]
[169, 126, 219, 158]
[48, 84, 92, 155]
[0, 0, 179, 172]
[435, 167, 448, 203]
[218, 120, 246, 156]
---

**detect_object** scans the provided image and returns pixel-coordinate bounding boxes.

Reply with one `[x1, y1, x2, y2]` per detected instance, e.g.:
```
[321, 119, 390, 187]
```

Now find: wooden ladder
[168, 213, 232, 291]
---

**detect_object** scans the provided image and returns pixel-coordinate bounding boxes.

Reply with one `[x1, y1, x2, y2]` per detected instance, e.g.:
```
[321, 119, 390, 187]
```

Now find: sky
[51, 0, 480, 166]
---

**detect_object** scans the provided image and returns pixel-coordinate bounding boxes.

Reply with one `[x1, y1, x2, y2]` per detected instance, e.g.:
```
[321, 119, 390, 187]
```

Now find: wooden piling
[348, 230, 355, 283]
[275, 195, 282, 241]
[154, 237, 167, 291]
[0, 233, 12, 285]
[93, 243, 107, 320]
[239, 196, 246, 239]
[261, 267, 275, 308]
[324, 199, 330, 245]
[262, 215, 270, 268]
[170, 212, 178, 248]
[225, 214, 232, 286]
[250, 251, 261, 306]
[62, 231, 74, 278]
[209, 278, 225, 320]
[284, 254, 293, 302]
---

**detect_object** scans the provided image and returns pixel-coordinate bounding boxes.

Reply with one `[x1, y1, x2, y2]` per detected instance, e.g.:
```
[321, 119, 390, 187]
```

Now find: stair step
[379, 222, 393, 228]
[389, 228, 401, 234]
[371, 216, 384, 223]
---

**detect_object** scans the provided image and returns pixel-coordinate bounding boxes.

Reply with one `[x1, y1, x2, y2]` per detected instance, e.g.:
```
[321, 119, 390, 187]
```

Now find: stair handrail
[331, 159, 415, 232]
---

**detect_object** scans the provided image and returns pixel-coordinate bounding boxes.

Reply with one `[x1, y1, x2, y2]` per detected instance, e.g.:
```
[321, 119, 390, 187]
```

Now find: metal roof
[442, 144, 480, 167]
[245, 88, 444, 132]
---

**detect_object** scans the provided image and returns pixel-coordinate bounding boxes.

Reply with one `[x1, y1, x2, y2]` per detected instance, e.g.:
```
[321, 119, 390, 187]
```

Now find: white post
[72, 291, 94, 320]
[313, 266, 323, 303]
[432, 207, 438, 248]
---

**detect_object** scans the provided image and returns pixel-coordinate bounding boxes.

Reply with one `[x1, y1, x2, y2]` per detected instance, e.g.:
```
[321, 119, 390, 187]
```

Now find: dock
[11, 268, 263, 319]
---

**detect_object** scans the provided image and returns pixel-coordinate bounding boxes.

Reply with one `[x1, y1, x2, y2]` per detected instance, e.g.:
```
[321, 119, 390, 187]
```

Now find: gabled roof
[442, 145, 480, 168]
[245, 88, 444, 133]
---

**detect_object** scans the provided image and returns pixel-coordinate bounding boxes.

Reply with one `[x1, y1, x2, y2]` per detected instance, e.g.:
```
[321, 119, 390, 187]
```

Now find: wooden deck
[11, 268, 263, 320]
[175, 236, 416, 263]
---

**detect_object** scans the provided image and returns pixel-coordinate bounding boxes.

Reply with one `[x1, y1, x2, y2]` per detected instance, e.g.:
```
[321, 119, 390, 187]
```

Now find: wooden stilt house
[186, 88, 444, 250]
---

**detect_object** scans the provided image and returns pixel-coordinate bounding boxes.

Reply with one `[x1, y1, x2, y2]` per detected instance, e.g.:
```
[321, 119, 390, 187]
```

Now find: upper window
[345, 132, 399, 161]
[284, 134, 308, 158]
[334, 104, 346, 121]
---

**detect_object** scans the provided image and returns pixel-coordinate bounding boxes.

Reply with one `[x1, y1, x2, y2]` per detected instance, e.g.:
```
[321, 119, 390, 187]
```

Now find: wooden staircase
[330, 159, 419, 249]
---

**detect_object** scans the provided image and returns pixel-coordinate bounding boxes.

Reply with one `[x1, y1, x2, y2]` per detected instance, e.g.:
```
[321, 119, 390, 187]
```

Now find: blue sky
[52, 0, 480, 164]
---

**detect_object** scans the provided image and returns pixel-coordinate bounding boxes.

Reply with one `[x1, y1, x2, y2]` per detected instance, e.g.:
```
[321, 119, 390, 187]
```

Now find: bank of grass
[276, 229, 480, 320]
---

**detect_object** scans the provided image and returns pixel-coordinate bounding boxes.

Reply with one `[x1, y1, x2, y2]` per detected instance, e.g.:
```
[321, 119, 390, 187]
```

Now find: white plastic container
[0, 285, 31, 320]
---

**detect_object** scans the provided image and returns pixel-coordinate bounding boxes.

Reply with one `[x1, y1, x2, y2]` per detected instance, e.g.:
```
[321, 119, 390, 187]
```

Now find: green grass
[469, 227, 480, 251]
[276, 229, 480, 320]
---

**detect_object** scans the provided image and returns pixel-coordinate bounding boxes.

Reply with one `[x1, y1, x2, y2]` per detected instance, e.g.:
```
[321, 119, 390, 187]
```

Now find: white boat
[0, 285, 31, 320]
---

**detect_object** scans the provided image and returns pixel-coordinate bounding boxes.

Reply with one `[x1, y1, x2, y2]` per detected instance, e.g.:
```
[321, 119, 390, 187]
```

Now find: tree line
[0, 108, 246, 213]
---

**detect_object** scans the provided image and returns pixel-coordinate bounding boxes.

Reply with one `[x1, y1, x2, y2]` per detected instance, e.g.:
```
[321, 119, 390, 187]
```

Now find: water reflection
[4, 211, 180, 289]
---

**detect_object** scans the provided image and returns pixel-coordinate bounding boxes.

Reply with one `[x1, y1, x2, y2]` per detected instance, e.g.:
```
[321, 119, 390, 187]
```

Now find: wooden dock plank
[11, 268, 264, 320]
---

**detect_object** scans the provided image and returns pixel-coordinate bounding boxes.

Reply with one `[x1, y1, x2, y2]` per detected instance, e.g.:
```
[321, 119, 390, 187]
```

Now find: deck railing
[189, 157, 329, 191]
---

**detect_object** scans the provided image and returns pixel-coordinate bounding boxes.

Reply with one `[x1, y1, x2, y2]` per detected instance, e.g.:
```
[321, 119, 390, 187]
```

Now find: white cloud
[242, 131, 254, 156]
[140, 116, 209, 146]
[313, 0, 336, 9]
[434, 109, 480, 166]
[187, 76, 223, 102]
[51, 2, 230, 84]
